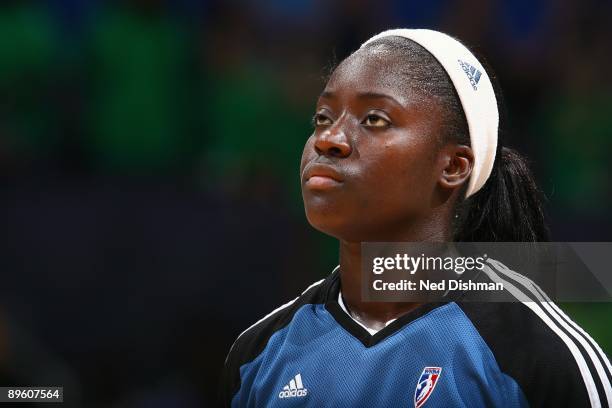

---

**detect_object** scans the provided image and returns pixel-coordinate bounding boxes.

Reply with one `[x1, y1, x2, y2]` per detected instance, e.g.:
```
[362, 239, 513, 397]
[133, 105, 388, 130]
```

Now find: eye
[313, 113, 333, 127]
[362, 113, 390, 128]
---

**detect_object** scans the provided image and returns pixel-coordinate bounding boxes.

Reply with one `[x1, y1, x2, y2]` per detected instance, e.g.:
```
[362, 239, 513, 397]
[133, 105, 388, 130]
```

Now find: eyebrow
[319, 91, 403, 106]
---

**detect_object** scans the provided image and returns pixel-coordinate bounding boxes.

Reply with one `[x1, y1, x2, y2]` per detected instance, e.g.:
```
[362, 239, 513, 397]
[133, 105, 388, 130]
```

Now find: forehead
[323, 45, 416, 106]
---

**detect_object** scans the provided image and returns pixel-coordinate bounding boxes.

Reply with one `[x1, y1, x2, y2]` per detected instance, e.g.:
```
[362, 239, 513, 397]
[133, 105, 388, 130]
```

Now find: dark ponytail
[452, 45, 550, 243]
[362, 35, 550, 242]
[454, 147, 550, 242]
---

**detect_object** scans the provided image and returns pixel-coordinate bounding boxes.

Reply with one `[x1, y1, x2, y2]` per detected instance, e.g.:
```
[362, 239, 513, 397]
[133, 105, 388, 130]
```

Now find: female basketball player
[221, 29, 612, 407]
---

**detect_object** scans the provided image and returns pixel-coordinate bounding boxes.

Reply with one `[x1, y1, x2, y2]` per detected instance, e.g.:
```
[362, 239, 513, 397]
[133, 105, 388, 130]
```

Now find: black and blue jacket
[221, 261, 611, 407]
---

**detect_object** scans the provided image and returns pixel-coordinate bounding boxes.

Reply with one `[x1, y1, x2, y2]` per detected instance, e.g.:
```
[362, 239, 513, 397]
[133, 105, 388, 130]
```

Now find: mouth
[302, 163, 344, 190]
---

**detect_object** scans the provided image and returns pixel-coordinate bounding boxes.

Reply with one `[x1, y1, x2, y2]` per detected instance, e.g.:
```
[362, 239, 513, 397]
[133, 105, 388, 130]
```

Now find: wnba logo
[414, 367, 442, 408]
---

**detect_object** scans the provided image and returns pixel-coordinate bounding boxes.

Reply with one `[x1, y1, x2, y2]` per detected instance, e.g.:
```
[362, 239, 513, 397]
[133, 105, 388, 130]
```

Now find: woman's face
[300, 48, 455, 242]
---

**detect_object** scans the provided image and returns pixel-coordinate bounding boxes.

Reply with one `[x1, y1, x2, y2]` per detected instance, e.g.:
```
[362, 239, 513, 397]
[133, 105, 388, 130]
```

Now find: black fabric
[529, 283, 612, 388]
[552, 307, 612, 386]
[459, 301, 603, 407]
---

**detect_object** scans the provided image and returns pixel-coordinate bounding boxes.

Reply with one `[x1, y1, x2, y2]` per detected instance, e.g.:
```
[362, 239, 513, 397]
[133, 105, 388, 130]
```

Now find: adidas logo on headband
[458, 60, 482, 90]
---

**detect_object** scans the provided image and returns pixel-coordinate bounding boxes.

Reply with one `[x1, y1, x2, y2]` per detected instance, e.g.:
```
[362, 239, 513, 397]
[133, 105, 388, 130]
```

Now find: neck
[338, 215, 451, 330]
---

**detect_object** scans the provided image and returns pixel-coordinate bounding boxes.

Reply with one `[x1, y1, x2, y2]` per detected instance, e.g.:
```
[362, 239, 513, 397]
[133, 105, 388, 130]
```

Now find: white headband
[361, 29, 499, 197]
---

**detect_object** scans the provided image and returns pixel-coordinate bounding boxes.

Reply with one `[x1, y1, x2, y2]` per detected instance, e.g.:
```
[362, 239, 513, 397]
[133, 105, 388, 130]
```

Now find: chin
[305, 208, 345, 237]
[304, 209, 368, 242]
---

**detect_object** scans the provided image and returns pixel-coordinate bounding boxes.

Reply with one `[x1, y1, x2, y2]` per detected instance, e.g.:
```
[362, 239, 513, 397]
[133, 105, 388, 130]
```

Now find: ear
[438, 144, 474, 190]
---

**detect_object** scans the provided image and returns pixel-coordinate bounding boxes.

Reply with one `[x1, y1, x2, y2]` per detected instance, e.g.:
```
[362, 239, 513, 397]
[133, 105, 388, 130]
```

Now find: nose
[314, 123, 352, 158]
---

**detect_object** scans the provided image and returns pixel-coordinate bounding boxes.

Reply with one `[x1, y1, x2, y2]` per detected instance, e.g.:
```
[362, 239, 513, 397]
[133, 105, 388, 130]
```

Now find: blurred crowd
[0, 0, 610, 406]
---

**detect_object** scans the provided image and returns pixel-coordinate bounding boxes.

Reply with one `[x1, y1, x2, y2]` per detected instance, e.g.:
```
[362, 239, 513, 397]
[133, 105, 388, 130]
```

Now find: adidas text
[278, 389, 308, 398]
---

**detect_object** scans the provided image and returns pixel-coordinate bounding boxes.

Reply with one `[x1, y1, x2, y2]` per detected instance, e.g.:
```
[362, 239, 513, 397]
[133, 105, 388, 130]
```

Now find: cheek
[356, 136, 438, 209]
[300, 135, 316, 173]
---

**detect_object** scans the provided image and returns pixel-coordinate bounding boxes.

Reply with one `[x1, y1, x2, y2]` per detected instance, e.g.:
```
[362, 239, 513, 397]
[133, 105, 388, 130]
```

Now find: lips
[302, 163, 344, 189]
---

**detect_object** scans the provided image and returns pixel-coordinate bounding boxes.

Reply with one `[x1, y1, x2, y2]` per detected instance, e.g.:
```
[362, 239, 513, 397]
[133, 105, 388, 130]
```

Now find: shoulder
[457, 260, 611, 408]
[227, 275, 329, 366]
[219, 270, 335, 406]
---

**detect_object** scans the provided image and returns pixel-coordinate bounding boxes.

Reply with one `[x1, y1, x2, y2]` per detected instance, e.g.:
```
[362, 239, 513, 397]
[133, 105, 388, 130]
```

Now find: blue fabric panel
[233, 302, 527, 407]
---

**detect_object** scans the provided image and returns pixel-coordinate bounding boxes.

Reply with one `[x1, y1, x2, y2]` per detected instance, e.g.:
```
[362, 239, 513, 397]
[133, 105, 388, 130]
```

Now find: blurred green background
[0, 0, 610, 406]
